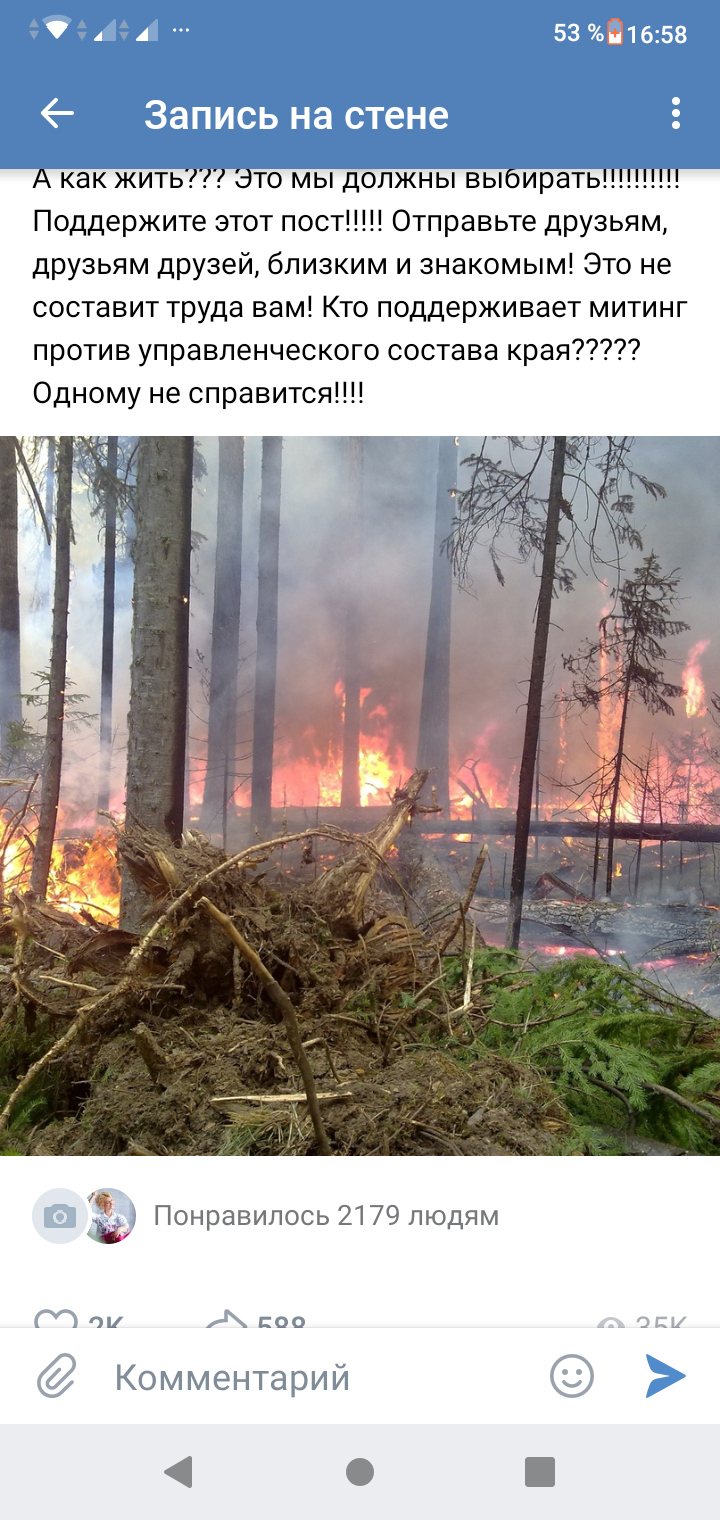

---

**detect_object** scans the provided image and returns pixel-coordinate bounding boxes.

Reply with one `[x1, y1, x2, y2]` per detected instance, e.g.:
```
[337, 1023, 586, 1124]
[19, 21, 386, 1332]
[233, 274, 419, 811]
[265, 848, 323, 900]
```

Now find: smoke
[12, 434, 720, 829]
[16, 440, 134, 827]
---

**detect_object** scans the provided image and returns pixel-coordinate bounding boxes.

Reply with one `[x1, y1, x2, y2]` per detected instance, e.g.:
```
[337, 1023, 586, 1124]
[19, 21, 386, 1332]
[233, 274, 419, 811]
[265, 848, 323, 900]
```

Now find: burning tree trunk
[416, 436, 457, 810]
[0, 437, 22, 756]
[506, 436, 567, 950]
[30, 437, 73, 899]
[340, 437, 363, 810]
[250, 437, 282, 838]
[200, 437, 245, 842]
[97, 436, 118, 814]
[121, 437, 193, 926]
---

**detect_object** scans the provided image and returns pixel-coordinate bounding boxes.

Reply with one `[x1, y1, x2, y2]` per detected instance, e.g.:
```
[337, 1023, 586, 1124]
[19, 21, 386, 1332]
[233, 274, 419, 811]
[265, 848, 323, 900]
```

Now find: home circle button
[346, 1459, 374, 1486]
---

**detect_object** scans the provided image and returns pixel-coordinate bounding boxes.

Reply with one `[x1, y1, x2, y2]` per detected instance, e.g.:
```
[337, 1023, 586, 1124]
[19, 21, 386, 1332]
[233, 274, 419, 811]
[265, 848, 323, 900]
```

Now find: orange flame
[270, 684, 407, 808]
[46, 829, 120, 922]
[597, 605, 622, 774]
[557, 689, 567, 779]
[682, 640, 709, 718]
[450, 722, 514, 816]
[2, 820, 120, 925]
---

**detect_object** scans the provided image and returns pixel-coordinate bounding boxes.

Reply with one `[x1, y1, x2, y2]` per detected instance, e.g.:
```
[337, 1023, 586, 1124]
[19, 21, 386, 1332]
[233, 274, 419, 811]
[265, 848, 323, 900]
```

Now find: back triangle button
[164, 1457, 192, 1489]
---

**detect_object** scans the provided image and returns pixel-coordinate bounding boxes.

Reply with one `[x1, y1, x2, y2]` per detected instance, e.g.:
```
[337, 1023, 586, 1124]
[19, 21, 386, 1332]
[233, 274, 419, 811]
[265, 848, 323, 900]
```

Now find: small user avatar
[87, 1188, 136, 1245]
[549, 1353, 594, 1398]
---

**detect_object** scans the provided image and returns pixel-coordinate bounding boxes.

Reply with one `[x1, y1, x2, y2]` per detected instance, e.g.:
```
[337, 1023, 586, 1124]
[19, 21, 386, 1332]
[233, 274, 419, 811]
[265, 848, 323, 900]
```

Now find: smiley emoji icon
[550, 1354, 594, 1398]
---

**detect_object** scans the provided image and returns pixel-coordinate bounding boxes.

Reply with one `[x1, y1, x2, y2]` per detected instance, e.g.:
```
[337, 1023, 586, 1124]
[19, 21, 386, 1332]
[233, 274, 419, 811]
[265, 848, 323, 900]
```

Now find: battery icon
[608, 18, 623, 43]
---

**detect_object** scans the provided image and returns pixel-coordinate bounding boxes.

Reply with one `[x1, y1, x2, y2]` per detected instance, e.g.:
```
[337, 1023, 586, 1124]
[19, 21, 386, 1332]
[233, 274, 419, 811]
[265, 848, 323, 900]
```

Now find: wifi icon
[43, 13, 71, 36]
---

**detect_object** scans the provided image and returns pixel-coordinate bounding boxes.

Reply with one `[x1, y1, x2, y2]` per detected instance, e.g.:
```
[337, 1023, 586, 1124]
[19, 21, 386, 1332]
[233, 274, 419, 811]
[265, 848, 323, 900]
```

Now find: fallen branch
[199, 897, 333, 1156]
[640, 1080, 720, 1133]
[14, 438, 52, 544]
[211, 1090, 351, 1106]
[36, 974, 98, 994]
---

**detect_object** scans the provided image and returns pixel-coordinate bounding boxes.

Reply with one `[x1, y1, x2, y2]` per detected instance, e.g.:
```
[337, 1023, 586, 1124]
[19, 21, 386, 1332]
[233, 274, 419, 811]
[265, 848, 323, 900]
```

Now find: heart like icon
[34, 1308, 79, 1329]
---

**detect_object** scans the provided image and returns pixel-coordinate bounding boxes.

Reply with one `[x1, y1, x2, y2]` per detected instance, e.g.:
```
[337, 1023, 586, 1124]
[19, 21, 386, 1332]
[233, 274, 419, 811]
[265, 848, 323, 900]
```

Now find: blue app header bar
[2, 0, 717, 167]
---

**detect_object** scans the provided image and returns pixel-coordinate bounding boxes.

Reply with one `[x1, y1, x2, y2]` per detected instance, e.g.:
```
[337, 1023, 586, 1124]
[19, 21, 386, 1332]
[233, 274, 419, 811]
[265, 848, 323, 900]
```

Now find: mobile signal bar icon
[94, 17, 116, 39]
[137, 19, 158, 39]
[42, 13, 71, 37]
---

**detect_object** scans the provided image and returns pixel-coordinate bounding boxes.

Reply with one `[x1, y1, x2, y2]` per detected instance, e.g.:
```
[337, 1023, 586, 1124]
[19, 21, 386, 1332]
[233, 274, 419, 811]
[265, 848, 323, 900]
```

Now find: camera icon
[44, 1204, 77, 1229]
[33, 1189, 87, 1244]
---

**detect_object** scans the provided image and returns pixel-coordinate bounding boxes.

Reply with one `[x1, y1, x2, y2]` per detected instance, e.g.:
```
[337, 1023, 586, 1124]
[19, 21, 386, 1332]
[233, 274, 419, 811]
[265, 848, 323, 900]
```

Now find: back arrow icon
[42, 98, 75, 128]
[646, 1354, 686, 1398]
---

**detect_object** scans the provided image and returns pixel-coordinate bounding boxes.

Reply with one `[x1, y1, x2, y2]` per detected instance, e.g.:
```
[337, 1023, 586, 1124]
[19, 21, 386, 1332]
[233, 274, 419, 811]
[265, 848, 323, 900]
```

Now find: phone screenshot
[0, 0, 717, 1478]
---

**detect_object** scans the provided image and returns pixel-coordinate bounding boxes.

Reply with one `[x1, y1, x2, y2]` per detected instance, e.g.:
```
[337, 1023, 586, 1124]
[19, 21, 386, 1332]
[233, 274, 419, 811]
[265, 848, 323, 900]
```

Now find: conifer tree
[121, 437, 193, 924]
[563, 552, 689, 894]
[416, 436, 457, 809]
[201, 437, 245, 840]
[450, 436, 661, 945]
[0, 436, 22, 756]
[250, 437, 282, 838]
[30, 437, 73, 898]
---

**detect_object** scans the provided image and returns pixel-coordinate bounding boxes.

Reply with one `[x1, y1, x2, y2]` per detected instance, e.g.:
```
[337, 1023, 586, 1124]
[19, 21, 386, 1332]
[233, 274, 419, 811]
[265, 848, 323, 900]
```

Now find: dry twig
[438, 845, 489, 955]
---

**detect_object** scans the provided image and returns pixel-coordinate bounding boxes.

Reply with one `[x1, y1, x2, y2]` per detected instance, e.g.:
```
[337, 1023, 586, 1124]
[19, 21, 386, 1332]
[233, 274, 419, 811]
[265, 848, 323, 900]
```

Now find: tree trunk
[340, 437, 363, 809]
[604, 673, 633, 896]
[591, 763, 606, 900]
[534, 716, 541, 858]
[0, 438, 22, 756]
[200, 437, 245, 842]
[250, 437, 282, 839]
[30, 437, 73, 898]
[40, 438, 55, 609]
[121, 437, 193, 926]
[505, 436, 567, 950]
[416, 436, 457, 810]
[97, 435, 118, 813]
[632, 751, 652, 901]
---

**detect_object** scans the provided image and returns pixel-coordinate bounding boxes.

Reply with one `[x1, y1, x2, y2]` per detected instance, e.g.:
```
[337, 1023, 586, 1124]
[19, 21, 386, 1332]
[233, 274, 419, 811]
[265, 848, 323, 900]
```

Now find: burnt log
[417, 818, 720, 843]
[230, 807, 720, 846]
[471, 894, 720, 957]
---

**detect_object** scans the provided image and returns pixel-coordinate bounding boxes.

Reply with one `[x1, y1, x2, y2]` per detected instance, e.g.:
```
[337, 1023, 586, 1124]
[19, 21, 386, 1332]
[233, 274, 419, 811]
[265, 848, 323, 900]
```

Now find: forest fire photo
[1, 433, 720, 1159]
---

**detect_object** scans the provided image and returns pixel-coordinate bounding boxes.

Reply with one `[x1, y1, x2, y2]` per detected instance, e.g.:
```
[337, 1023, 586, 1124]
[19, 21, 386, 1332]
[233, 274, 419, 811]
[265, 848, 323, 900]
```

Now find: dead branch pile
[0, 772, 568, 1157]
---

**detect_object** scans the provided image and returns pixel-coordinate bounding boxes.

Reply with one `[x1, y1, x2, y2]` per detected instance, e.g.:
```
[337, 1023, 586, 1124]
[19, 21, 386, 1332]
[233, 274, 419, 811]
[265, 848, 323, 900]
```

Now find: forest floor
[1, 776, 720, 1157]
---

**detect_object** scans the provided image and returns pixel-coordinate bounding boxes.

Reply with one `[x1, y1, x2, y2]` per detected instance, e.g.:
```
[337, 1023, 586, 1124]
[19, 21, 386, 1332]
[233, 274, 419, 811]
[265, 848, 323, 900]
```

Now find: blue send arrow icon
[646, 1354, 686, 1398]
